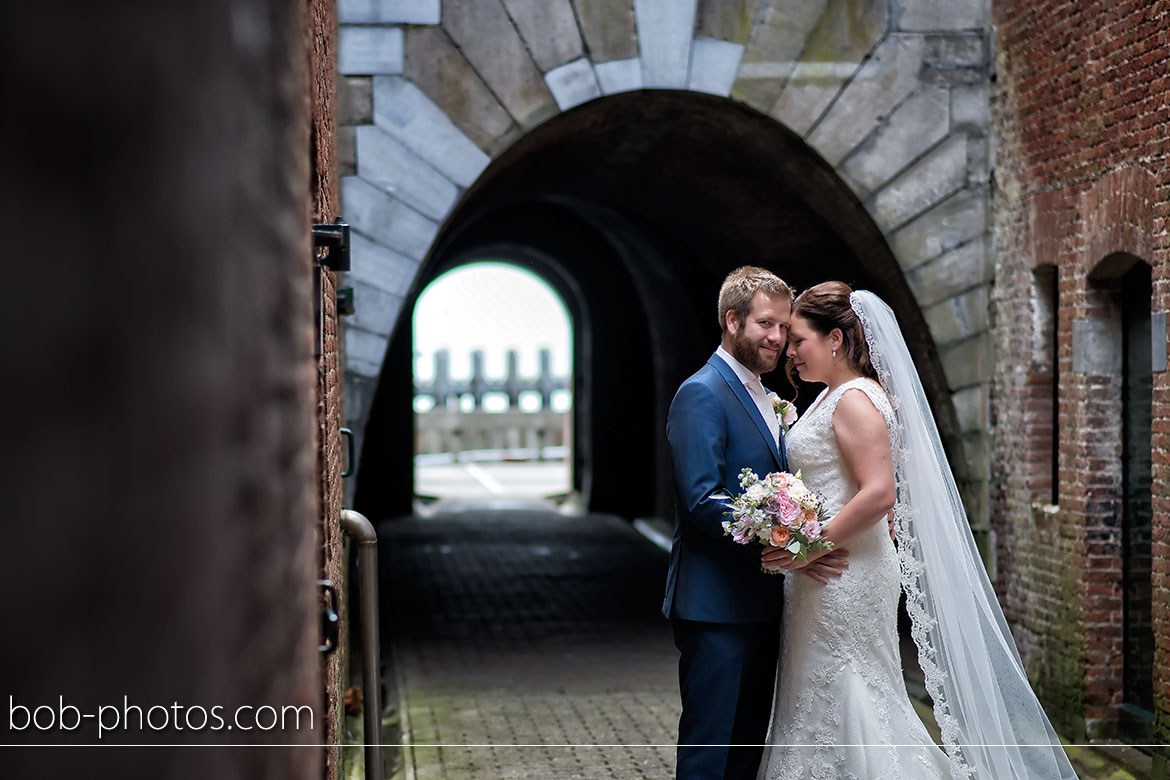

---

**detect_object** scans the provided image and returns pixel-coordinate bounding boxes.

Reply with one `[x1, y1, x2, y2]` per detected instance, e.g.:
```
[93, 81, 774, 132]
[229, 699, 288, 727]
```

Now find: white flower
[744, 482, 770, 504]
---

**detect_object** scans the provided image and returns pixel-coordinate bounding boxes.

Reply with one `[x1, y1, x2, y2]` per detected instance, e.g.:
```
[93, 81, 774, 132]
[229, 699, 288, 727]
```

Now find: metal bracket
[337, 286, 356, 317]
[317, 579, 340, 655]
[340, 427, 355, 478]
[312, 218, 350, 272]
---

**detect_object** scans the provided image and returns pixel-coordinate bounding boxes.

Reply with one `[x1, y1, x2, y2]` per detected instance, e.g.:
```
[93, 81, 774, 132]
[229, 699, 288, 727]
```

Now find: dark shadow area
[355, 89, 960, 522]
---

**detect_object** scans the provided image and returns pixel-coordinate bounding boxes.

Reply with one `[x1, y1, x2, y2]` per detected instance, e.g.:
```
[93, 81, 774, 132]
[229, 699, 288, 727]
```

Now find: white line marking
[463, 462, 504, 494]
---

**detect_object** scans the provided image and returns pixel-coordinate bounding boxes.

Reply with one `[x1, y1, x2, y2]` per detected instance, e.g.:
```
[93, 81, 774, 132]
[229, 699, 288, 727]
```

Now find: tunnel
[352, 89, 961, 522]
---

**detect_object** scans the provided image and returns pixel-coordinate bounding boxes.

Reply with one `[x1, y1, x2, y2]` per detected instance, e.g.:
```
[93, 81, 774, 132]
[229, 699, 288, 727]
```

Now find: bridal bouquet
[716, 468, 832, 563]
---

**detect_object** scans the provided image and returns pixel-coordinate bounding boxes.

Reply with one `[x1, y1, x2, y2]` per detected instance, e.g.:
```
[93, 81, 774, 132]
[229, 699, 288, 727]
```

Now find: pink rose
[781, 402, 798, 427]
[772, 492, 800, 523]
[801, 519, 822, 541]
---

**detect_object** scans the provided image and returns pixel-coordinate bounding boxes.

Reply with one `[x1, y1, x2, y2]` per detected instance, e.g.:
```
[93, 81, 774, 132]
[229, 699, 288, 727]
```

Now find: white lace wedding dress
[758, 376, 952, 780]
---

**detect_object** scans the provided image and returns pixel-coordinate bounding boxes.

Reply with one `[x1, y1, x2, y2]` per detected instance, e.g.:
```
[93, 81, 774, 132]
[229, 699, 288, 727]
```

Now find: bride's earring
[832, 347, 837, 358]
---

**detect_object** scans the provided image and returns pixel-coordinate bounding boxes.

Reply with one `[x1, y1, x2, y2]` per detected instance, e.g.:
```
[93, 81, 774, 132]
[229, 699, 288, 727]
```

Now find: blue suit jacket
[662, 352, 789, 623]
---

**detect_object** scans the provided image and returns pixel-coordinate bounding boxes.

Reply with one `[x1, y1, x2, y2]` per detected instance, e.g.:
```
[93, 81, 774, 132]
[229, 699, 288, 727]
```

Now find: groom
[662, 267, 846, 780]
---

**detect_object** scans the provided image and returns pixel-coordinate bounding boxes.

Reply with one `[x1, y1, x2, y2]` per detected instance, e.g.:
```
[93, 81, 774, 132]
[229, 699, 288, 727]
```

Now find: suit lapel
[707, 354, 783, 469]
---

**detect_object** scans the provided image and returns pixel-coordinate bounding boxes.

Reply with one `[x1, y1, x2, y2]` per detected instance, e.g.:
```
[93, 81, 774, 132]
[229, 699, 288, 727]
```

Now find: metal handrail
[341, 509, 383, 780]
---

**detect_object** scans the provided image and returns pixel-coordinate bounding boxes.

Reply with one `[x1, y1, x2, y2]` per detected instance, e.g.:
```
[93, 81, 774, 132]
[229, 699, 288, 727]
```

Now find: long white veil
[849, 290, 1079, 780]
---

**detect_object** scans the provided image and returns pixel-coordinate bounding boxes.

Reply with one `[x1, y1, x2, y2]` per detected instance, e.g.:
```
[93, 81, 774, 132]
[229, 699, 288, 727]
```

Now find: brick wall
[990, 0, 1170, 760]
[307, 1, 346, 778]
[2, 2, 325, 777]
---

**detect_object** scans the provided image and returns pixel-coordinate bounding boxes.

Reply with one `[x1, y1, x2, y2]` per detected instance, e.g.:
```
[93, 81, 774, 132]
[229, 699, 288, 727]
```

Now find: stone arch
[338, 0, 994, 521]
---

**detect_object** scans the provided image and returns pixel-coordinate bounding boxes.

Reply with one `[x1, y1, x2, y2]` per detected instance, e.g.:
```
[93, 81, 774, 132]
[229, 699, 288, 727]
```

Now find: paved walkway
[376, 503, 1142, 780]
[379, 504, 679, 779]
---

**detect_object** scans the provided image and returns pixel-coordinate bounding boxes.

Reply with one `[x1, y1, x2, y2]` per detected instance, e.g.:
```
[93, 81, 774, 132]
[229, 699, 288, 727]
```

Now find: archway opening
[411, 262, 573, 507]
[354, 90, 960, 524]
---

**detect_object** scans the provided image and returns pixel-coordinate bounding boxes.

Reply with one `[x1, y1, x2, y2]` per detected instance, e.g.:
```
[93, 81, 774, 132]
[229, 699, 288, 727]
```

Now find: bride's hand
[761, 545, 849, 583]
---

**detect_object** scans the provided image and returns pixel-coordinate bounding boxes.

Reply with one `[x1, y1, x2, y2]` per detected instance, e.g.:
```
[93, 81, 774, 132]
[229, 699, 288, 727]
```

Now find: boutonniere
[768, 392, 798, 433]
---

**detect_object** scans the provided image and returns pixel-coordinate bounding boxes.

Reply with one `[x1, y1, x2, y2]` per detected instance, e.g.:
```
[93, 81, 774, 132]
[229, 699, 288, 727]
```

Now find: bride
[757, 282, 1078, 780]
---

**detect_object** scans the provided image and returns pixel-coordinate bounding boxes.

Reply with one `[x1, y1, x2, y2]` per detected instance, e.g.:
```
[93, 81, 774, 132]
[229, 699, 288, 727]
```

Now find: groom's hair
[718, 266, 794, 333]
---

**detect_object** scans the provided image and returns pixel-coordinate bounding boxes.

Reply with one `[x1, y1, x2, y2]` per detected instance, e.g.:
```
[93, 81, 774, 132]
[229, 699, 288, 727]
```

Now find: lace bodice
[785, 377, 896, 518]
[758, 376, 952, 780]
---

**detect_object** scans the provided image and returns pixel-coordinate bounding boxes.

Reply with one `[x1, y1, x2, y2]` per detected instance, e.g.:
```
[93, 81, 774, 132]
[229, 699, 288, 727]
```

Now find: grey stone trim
[688, 37, 743, 96]
[338, 25, 405, 75]
[442, 0, 557, 128]
[341, 175, 440, 261]
[904, 235, 991, 310]
[344, 326, 391, 379]
[346, 231, 421, 298]
[545, 58, 602, 110]
[339, 0, 441, 24]
[888, 187, 987, 272]
[871, 133, 967, 232]
[372, 76, 490, 187]
[806, 34, 926, 166]
[355, 124, 460, 221]
[636, 0, 698, 88]
[839, 84, 950, 198]
[770, 0, 888, 137]
[922, 284, 990, 346]
[347, 279, 407, 337]
[895, 0, 986, 32]
[952, 384, 988, 432]
[731, 0, 830, 111]
[939, 332, 991, 391]
[595, 57, 643, 93]
[502, 0, 585, 72]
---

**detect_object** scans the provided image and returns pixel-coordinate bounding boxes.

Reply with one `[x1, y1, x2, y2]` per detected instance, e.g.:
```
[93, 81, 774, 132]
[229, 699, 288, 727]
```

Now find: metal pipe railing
[341, 509, 383, 780]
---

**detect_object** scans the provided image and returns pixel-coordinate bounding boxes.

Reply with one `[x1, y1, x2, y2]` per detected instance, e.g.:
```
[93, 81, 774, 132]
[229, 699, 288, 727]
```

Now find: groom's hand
[761, 546, 850, 584]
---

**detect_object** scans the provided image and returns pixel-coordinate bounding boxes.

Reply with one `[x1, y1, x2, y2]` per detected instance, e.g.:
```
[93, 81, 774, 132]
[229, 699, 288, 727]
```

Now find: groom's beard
[731, 330, 782, 374]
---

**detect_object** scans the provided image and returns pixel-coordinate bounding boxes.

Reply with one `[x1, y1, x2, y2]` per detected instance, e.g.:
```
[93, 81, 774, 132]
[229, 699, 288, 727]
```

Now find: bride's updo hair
[791, 281, 879, 383]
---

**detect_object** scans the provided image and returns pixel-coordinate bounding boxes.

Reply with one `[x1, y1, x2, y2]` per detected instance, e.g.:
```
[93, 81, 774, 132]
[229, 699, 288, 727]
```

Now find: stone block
[442, 0, 557, 128]
[770, 0, 887, 135]
[595, 58, 643, 94]
[347, 231, 420, 296]
[952, 84, 990, 131]
[807, 34, 926, 165]
[355, 125, 460, 221]
[372, 76, 490, 187]
[339, 0, 441, 24]
[339, 126, 357, 177]
[688, 37, 744, 96]
[905, 236, 990, 308]
[962, 429, 990, 482]
[889, 188, 986, 271]
[338, 25, 405, 75]
[940, 332, 992, 390]
[344, 326, 391, 379]
[338, 76, 373, 126]
[922, 34, 988, 84]
[952, 384, 988, 431]
[404, 26, 514, 153]
[871, 134, 967, 232]
[696, 0, 758, 44]
[501, 0, 584, 71]
[840, 85, 949, 197]
[348, 279, 407, 336]
[895, 0, 985, 32]
[923, 284, 990, 346]
[342, 175, 440, 260]
[576, 0, 638, 63]
[731, 0, 829, 111]
[636, 0, 698, 88]
[1072, 319, 1123, 375]
[545, 58, 601, 110]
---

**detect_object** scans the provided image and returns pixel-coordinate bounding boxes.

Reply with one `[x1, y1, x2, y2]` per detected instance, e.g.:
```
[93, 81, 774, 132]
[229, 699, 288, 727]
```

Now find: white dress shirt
[715, 345, 780, 446]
